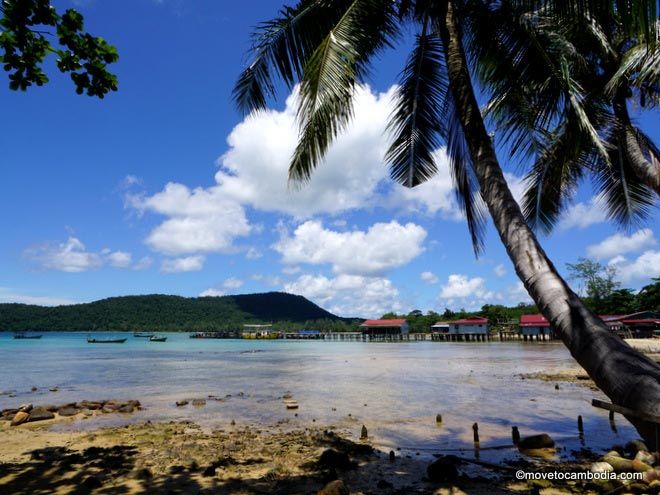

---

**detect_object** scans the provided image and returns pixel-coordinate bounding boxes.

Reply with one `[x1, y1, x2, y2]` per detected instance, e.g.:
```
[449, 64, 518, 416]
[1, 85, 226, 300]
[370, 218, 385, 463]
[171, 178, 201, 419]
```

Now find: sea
[0, 332, 636, 463]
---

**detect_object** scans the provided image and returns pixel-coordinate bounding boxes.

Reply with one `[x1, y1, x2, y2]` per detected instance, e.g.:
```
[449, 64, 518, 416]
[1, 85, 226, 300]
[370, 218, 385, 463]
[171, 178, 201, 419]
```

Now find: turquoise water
[0, 332, 636, 460]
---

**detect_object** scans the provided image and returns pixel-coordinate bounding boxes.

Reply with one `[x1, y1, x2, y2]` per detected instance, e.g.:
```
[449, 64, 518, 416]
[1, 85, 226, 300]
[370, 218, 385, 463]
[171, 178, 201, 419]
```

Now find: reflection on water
[0, 332, 635, 462]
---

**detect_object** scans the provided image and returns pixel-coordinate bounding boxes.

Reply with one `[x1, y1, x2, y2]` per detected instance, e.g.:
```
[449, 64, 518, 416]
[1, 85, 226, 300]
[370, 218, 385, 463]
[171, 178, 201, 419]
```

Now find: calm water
[0, 332, 636, 462]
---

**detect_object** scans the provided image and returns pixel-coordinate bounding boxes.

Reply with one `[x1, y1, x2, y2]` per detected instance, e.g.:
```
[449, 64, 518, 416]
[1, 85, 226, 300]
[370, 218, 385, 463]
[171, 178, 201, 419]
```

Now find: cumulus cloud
[25, 237, 103, 272]
[273, 220, 427, 276]
[421, 271, 439, 284]
[587, 229, 656, 259]
[285, 273, 401, 317]
[0, 288, 78, 306]
[133, 256, 154, 270]
[129, 183, 251, 256]
[245, 247, 262, 260]
[223, 277, 244, 290]
[607, 250, 660, 284]
[161, 255, 205, 273]
[440, 274, 489, 298]
[106, 251, 132, 268]
[558, 197, 608, 230]
[199, 288, 226, 297]
[493, 264, 506, 277]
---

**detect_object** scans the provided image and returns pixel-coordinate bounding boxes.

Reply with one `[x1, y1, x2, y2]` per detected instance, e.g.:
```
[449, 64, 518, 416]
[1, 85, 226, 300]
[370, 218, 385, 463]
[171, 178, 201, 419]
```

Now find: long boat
[133, 332, 154, 338]
[14, 333, 42, 339]
[149, 336, 167, 342]
[87, 338, 127, 344]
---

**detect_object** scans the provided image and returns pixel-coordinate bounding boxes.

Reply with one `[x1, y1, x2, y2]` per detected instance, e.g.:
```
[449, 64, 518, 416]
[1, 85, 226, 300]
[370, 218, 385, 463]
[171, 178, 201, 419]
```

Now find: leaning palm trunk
[613, 90, 660, 194]
[441, 1, 660, 447]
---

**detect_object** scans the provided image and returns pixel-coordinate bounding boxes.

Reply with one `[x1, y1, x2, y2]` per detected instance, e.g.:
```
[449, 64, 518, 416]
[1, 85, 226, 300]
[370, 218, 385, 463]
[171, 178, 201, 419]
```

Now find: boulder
[28, 407, 55, 422]
[118, 404, 135, 413]
[57, 407, 79, 417]
[79, 401, 103, 410]
[590, 462, 614, 474]
[192, 399, 206, 407]
[626, 440, 649, 456]
[603, 451, 634, 472]
[317, 480, 349, 495]
[518, 434, 555, 449]
[318, 449, 354, 470]
[427, 456, 459, 483]
[42, 404, 58, 412]
[101, 406, 115, 414]
[635, 450, 656, 465]
[11, 411, 30, 426]
[18, 403, 33, 413]
[176, 400, 189, 407]
[632, 459, 653, 472]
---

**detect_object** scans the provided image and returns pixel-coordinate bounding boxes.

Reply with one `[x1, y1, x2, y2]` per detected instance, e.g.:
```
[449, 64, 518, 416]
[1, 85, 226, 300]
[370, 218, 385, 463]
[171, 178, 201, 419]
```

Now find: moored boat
[133, 332, 154, 338]
[87, 338, 127, 344]
[149, 336, 167, 342]
[14, 332, 42, 339]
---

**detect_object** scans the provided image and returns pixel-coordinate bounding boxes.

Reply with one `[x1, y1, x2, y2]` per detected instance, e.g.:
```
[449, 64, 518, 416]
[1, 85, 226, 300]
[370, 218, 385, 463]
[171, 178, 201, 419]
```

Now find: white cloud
[252, 273, 283, 286]
[421, 271, 439, 284]
[607, 250, 660, 284]
[223, 277, 244, 290]
[285, 273, 401, 317]
[106, 251, 132, 268]
[281, 265, 301, 275]
[0, 288, 78, 306]
[506, 281, 533, 305]
[558, 197, 608, 230]
[245, 247, 262, 260]
[133, 256, 154, 270]
[128, 183, 251, 256]
[587, 229, 656, 259]
[161, 255, 205, 273]
[199, 288, 226, 297]
[494, 264, 506, 277]
[440, 274, 489, 298]
[273, 220, 427, 276]
[25, 237, 102, 272]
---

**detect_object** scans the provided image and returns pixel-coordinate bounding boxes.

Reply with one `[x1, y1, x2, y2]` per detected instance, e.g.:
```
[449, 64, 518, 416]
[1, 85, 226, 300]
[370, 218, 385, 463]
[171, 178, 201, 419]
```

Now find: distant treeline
[0, 292, 360, 332]
[383, 278, 659, 333]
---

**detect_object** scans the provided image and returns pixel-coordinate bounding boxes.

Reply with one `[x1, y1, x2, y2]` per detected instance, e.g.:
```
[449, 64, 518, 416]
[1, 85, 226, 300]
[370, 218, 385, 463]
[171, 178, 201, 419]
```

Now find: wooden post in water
[512, 426, 520, 445]
[577, 415, 584, 433]
[472, 422, 480, 446]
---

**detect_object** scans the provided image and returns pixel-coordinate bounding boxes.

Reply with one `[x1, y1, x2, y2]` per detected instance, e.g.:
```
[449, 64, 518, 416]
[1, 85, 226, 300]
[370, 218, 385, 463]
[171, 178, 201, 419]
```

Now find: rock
[635, 450, 655, 465]
[318, 449, 354, 470]
[626, 440, 649, 456]
[82, 475, 103, 489]
[360, 425, 368, 440]
[18, 403, 33, 412]
[175, 400, 189, 407]
[83, 409, 93, 417]
[28, 407, 55, 422]
[79, 401, 103, 410]
[57, 406, 79, 417]
[629, 482, 652, 494]
[42, 404, 58, 412]
[128, 400, 141, 408]
[603, 451, 635, 472]
[427, 456, 459, 482]
[118, 404, 135, 413]
[192, 399, 206, 407]
[285, 400, 299, 410]
[101, 406, 115, 414]
[31, 386, 37, 392]
[590, 462, 614, 474]
[518, 433, 555, 449]
[632, 458, 653, 472]
[317, 480, 349, 495]
[11, 411, 30, 426]
[435, 414, 442, 423]
[649, 480, 660, 494]
[49, 387, 58, 392]
[168, 465, 185, 474]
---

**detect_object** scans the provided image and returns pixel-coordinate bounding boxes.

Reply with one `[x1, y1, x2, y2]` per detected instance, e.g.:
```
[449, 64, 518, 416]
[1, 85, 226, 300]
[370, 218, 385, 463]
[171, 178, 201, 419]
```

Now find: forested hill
[0, 292, 350, 332]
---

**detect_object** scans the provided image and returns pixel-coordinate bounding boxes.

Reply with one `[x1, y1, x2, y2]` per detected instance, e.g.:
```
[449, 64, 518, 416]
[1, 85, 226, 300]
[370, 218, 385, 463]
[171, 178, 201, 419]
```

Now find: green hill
[0, 292, 355, 332]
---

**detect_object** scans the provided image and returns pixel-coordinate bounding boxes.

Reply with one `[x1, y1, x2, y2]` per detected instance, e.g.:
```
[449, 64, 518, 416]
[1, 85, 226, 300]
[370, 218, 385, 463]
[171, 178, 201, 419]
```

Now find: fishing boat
[14, 332, 42, 339]
[133, 332, 154, 338]
[87, 337, 127, 344]
[149, 336, 167, 342]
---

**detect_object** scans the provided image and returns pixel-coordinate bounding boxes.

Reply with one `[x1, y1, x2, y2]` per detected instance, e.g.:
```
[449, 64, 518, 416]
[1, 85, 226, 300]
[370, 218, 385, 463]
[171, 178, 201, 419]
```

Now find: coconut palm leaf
[233, 0, 354, 114]
[386, 24, 445, 187]
[289, 0, 398, 182]
[605, 42, 660, 101]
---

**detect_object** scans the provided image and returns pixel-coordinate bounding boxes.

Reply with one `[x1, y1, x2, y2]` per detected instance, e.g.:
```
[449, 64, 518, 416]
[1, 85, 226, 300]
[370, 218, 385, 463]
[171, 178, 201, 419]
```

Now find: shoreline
[0, 416, 627, 495]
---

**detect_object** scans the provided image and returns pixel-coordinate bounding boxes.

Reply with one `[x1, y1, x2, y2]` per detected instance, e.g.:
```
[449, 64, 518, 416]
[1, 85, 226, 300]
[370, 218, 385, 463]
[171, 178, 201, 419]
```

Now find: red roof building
[360, 319, 409, 335]
[443, 316, 489, 335]
[519, 314, 554, 337]
[520, 314, 550, 327]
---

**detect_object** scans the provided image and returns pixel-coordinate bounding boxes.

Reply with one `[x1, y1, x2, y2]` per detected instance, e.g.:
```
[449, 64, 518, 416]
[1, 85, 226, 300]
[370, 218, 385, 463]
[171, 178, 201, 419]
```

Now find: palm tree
[463, 0, 659, 233]
[234, 0, 660, 446]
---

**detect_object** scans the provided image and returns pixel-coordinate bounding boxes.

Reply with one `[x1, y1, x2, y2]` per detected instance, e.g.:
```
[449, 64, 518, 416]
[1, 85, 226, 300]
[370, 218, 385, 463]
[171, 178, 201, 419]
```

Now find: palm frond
[592, 123, 657, 227]
[233, 0, 354, 114]
[289, 0, 397, 183]
[604, 42, 660, 100]
[386, 24, 445, 187]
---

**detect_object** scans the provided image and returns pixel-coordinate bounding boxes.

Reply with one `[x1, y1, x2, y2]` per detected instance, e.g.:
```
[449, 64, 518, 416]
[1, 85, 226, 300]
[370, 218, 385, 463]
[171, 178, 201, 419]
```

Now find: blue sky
[1, 0, 658, 317]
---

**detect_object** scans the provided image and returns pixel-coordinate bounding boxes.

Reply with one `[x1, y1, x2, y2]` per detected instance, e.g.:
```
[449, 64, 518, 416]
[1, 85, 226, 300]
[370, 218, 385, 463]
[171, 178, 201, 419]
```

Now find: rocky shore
[2, 407, 659, 495]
